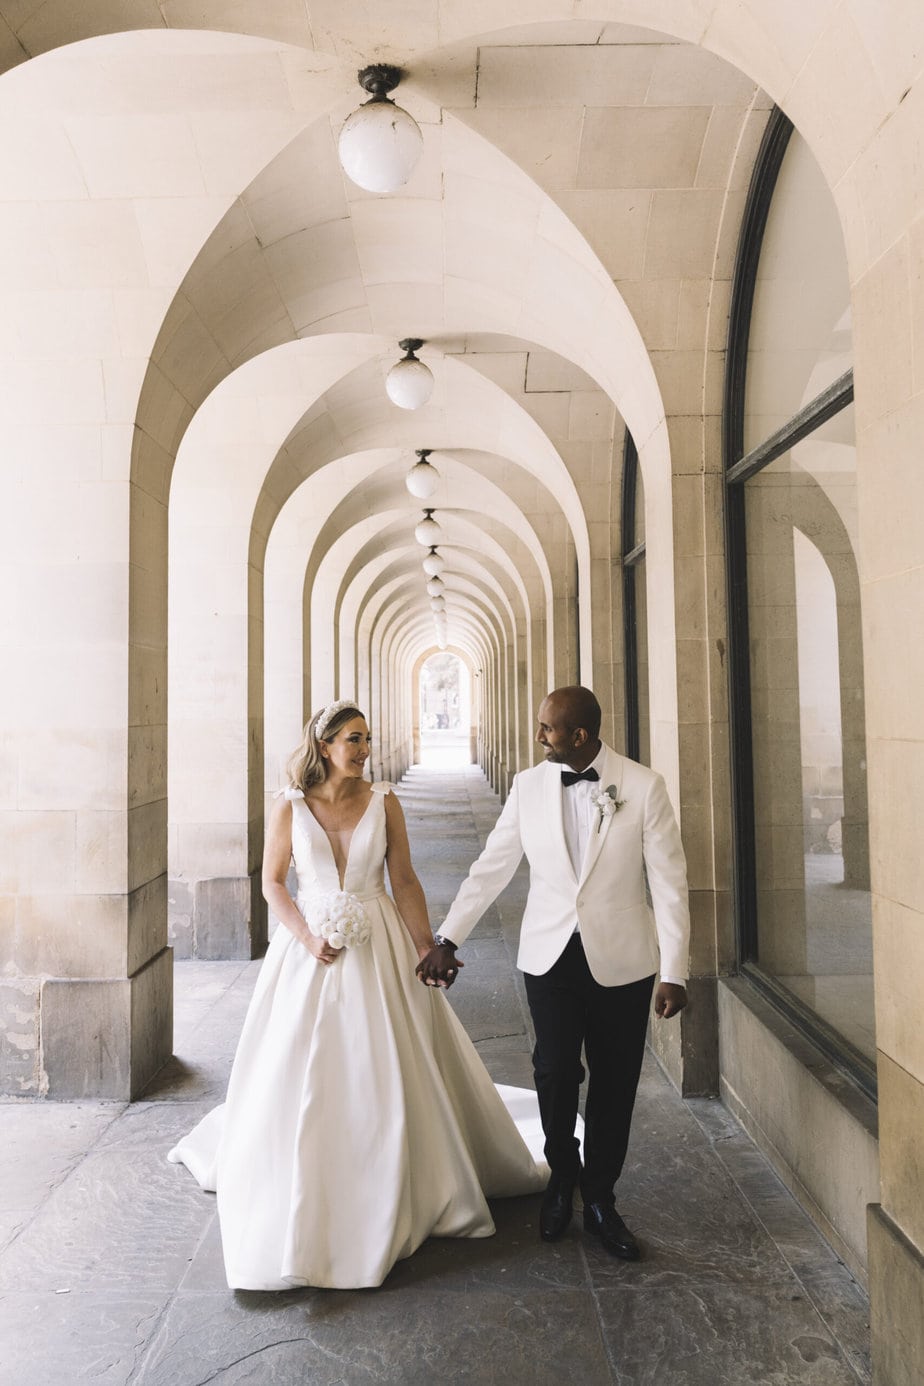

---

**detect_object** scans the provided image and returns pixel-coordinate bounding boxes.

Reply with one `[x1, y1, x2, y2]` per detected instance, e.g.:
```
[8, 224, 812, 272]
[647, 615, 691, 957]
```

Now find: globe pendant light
[386, 338, 434, 410]
[430, 595, 446, 612]
[415, 508, 441, 546]
[426, 576, 444, 597]
[405, 448, 440, 498]
[338, 65, 423, 194]
[422, 546, 444, 577]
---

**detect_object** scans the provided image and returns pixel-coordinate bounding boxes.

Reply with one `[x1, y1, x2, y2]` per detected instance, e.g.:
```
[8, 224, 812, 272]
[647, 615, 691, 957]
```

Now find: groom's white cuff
[660, 975, 686, 986]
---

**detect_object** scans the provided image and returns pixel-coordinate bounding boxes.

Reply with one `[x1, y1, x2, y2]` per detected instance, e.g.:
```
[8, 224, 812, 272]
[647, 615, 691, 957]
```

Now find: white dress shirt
[561, 746, 685, 988]
[561, 744, 608, 881]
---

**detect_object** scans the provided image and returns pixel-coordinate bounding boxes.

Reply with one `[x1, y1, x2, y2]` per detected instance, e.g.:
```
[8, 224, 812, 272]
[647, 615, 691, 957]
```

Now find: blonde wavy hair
[286, 703, 365, 792]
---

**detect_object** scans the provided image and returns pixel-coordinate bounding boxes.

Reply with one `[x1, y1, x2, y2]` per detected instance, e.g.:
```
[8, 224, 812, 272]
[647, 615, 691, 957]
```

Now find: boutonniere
[594, 784, 626, 832]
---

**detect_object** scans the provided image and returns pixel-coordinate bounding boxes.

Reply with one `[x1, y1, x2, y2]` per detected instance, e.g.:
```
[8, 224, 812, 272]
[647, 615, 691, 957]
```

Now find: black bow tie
[560, 768, 599, 787]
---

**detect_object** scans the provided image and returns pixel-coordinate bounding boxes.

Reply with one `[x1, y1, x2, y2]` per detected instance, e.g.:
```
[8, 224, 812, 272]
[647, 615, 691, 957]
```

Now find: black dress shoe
[539, 1180, 574, 1242]
[582, 1202, 641, 1260]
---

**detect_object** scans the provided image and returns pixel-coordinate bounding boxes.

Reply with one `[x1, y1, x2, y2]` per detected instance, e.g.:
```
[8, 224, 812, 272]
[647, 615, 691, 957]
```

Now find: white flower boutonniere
[594, 784, 626, 833]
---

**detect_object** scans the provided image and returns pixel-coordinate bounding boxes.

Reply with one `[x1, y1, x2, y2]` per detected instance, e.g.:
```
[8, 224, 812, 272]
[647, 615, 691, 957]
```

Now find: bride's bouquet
[308, 890, 372, 950]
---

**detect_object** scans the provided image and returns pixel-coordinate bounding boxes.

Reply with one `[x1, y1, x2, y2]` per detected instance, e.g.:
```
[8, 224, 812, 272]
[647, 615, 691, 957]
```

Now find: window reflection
[745, 131, 852, 450]
[634, 469, 650, 766]
[622, 438, 650, 767]
[635, 560, 650, 767]
[744, 407, 873, 1058]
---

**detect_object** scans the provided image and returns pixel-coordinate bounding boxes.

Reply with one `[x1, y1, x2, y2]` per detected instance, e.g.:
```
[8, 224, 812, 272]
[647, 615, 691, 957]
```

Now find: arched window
[724, 112, 873, 1096]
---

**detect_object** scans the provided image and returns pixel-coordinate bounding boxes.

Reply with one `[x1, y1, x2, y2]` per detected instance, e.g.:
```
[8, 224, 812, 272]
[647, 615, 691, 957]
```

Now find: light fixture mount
[399, 338, 424, 356]
[357, 64, 403, 100]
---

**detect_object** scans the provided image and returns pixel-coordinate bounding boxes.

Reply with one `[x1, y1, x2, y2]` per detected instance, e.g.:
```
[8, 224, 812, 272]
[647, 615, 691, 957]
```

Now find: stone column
[853, 223, 924, 1386]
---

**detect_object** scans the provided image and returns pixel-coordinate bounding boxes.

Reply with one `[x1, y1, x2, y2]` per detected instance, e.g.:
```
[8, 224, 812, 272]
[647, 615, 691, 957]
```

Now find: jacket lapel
[577, 747, 625, 887]
[543, 761, 577, 884]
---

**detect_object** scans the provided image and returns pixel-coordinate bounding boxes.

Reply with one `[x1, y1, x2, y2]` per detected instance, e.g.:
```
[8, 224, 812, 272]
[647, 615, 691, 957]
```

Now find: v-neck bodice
[287, 785, 390, 901]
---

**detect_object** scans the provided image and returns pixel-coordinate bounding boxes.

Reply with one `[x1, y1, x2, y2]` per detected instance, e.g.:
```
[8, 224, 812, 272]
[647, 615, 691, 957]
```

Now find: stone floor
[0, 766, 871, 1385]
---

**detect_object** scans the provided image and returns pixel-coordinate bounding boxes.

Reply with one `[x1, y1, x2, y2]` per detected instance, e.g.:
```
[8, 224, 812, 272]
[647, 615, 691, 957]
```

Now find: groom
[417, 685, 689, 1260]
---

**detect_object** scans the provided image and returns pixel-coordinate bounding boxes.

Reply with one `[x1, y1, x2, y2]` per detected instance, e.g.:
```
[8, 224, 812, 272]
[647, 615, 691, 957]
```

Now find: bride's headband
[315, 699, 361, 742]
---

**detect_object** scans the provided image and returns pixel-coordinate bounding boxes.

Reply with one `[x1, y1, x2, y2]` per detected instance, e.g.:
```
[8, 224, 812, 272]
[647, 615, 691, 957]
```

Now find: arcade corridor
[2, 8, 923, 1381]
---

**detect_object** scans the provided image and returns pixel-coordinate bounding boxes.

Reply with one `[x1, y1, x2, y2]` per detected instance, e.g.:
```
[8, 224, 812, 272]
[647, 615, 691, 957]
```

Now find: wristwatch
[433, 933, 457, 949]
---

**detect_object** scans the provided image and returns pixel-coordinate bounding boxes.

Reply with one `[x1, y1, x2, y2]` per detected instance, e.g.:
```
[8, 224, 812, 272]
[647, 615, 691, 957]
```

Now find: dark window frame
[621, 430, 645, 762]
[722, 108, 875, 1100]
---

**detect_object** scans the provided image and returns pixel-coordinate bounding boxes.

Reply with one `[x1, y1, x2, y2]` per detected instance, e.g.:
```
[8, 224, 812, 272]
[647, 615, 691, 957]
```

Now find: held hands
[416, 942, 464, 989]
[654, 982, 688, 1019]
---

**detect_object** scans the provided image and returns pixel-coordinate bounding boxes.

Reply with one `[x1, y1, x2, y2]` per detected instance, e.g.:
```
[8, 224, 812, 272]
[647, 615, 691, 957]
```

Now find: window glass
[622, 445, 649, 767]
[633, 467, 649, 765]
[744, 404, 873, 1058]
[745, 131, 852, 451]
[633, 461, 645, 546]
[635, 557, 650, 767]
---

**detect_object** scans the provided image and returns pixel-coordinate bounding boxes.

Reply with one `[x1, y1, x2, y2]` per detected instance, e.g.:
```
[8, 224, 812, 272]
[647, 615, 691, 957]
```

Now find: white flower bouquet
[308, 890, 372, 949]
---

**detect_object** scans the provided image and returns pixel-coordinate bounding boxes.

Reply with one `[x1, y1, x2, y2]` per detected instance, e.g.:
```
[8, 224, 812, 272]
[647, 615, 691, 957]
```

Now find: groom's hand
[416, 942, 464, 989]
[654, 982, 687, 1019]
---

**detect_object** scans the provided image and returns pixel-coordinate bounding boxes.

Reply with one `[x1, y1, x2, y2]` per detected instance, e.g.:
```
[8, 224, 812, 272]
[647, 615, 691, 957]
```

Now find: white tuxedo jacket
[441, 745, 690, 987]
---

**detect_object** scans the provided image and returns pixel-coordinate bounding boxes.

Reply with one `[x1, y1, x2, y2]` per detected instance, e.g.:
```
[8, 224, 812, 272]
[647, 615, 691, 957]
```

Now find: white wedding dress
[168, 783, 547, 1290]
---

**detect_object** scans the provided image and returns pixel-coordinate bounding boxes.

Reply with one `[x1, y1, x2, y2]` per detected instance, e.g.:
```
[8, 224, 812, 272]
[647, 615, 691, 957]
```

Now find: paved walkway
[0, 767, 870, 1385]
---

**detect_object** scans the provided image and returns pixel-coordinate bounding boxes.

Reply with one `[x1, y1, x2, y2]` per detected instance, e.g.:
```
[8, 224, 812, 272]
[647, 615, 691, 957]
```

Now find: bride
[168, 700, 546, 1290]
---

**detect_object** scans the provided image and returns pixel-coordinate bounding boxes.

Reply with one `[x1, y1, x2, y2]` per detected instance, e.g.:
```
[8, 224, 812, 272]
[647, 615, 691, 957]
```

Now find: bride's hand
[303, 931, 342, 965]
[416, 942, 464, 989]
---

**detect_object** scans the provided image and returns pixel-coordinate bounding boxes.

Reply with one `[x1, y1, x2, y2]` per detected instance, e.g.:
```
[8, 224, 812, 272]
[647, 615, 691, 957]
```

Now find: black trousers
[523, 935, 655, 1204]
